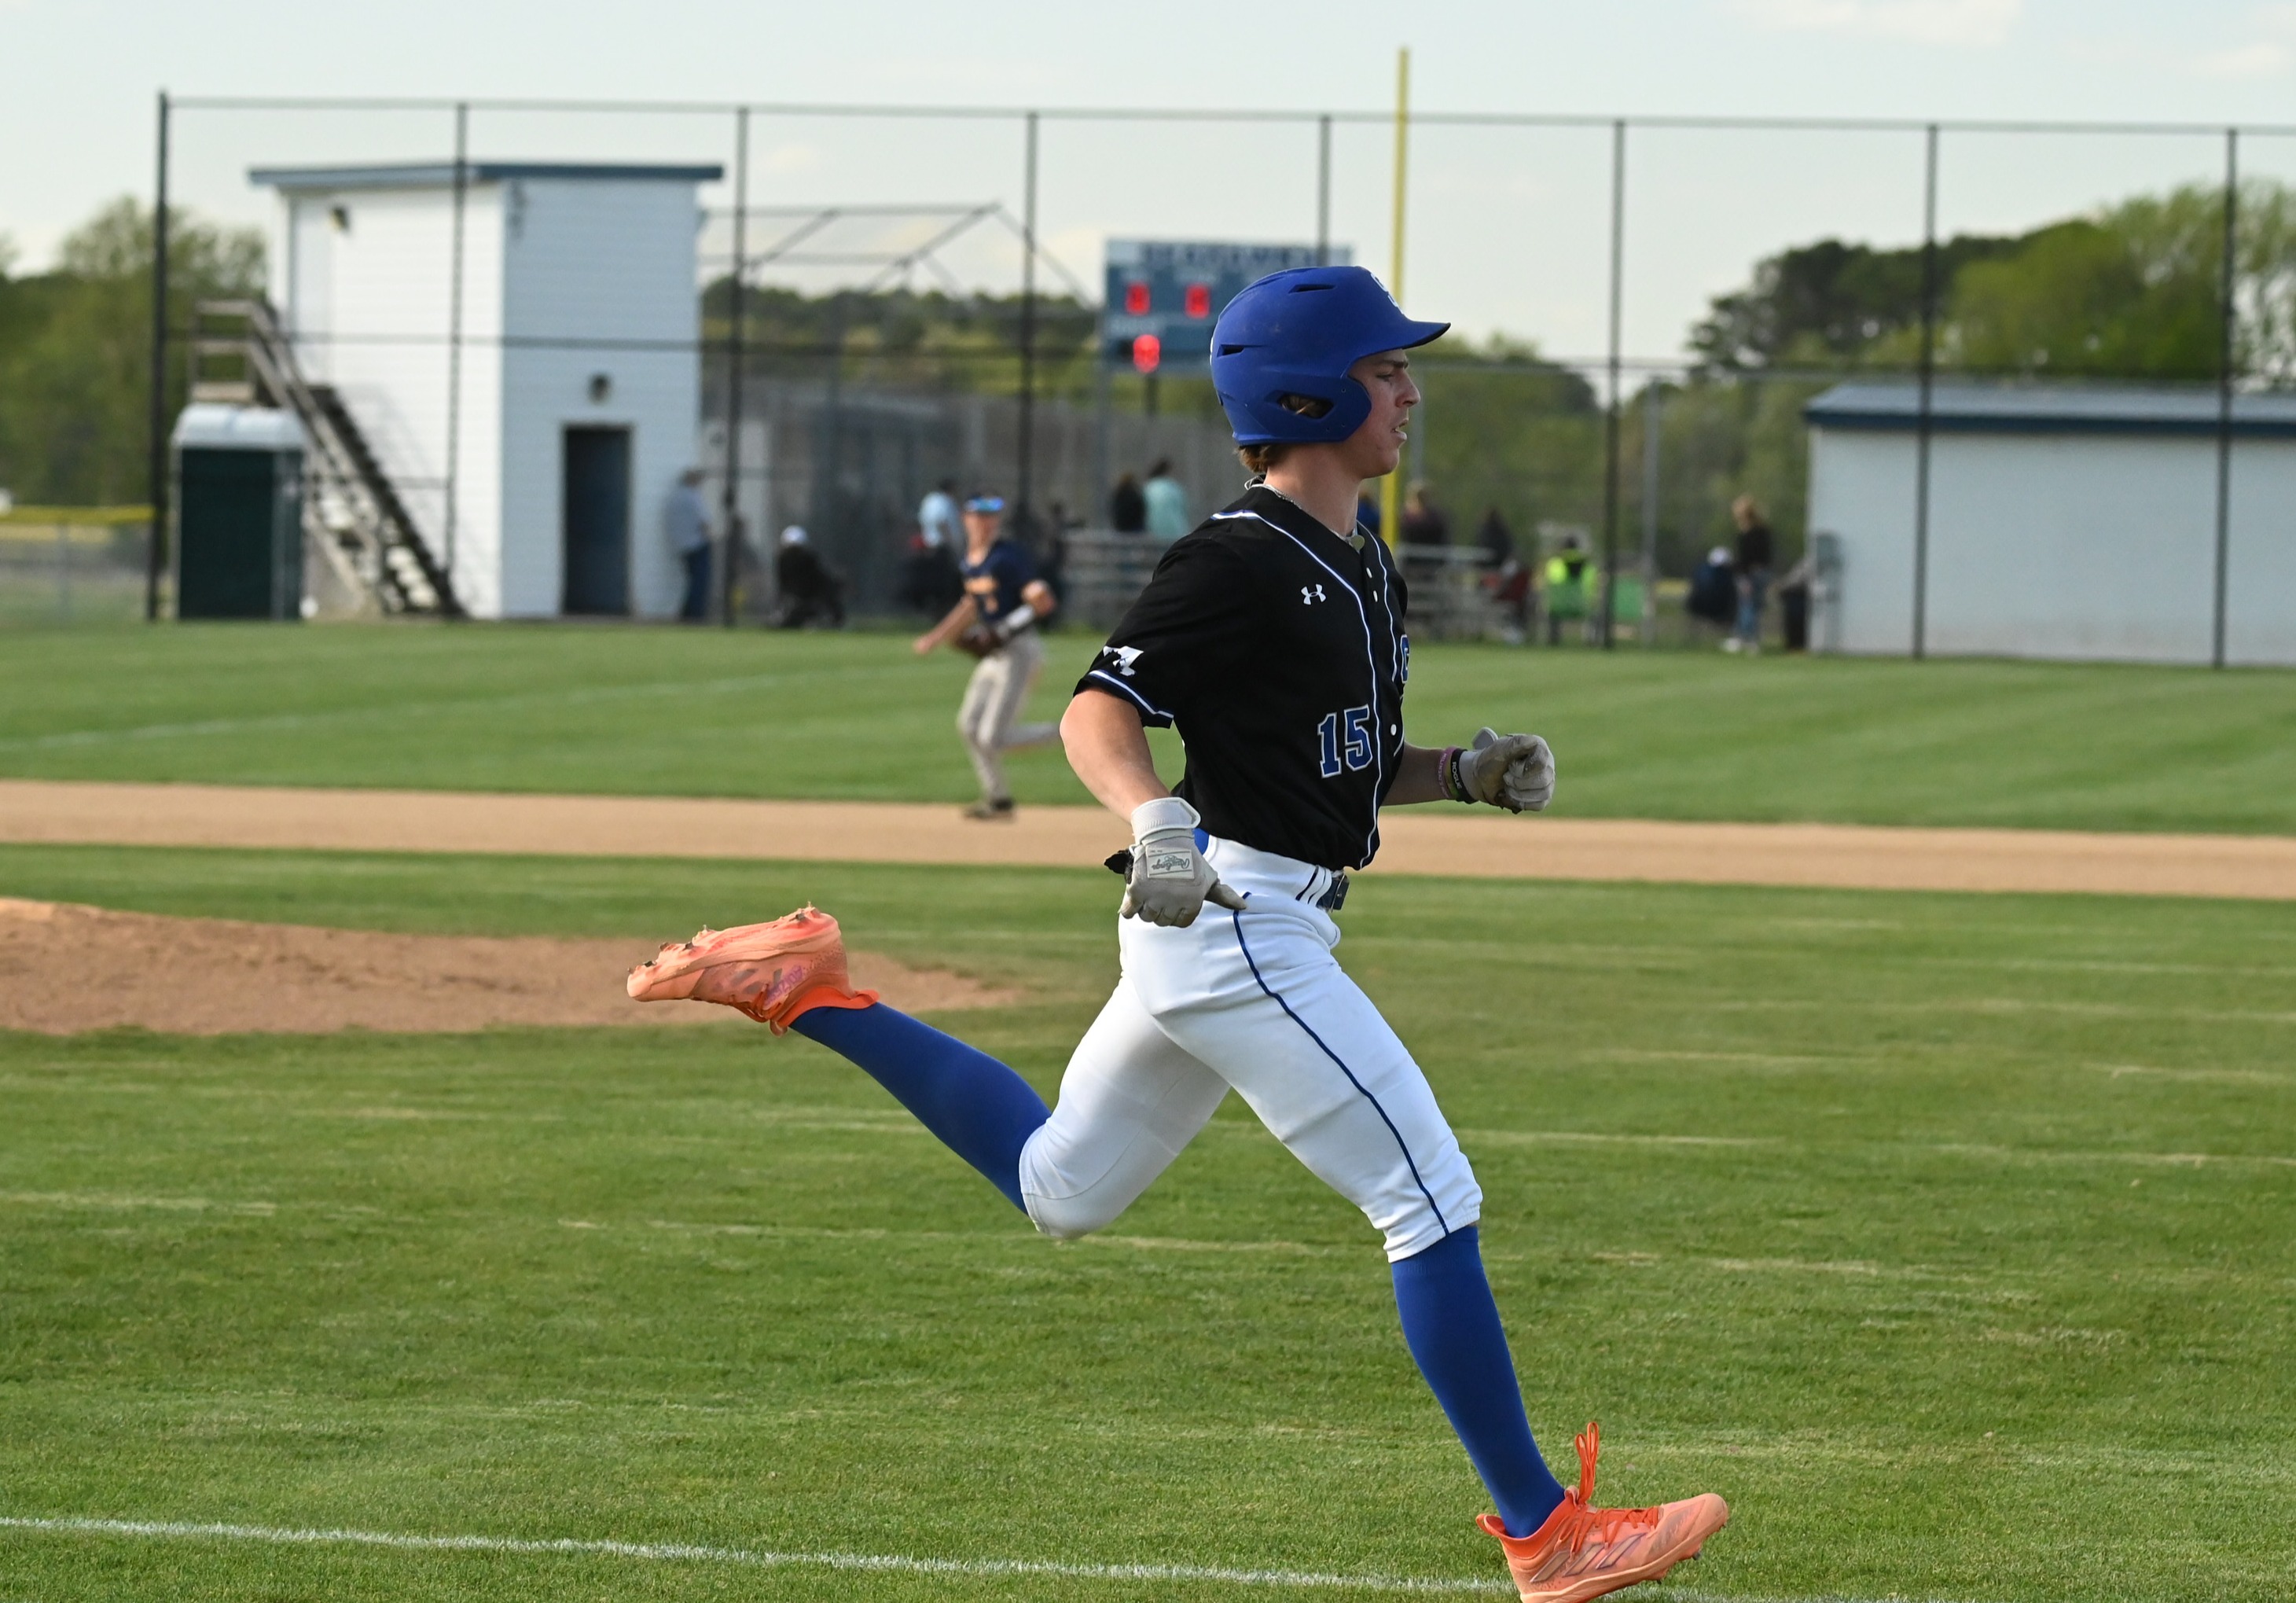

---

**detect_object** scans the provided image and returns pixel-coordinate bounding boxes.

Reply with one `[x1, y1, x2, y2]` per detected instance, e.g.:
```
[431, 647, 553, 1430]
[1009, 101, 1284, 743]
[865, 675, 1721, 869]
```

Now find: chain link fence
[104, 94, 2296, 656]
[0, 513, 153, 627]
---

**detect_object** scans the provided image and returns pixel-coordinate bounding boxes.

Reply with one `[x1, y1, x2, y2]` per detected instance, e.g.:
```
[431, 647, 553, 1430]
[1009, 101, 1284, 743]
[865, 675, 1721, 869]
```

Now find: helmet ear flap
[1225, 373, 1372, 446]
[1313, 375, 1373, 442]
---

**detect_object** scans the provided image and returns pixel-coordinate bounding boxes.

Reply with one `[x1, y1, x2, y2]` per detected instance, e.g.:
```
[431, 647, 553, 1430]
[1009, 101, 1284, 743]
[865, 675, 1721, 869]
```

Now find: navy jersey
[962, 538, 1039, 627]
[1078, 484, 1409, 872]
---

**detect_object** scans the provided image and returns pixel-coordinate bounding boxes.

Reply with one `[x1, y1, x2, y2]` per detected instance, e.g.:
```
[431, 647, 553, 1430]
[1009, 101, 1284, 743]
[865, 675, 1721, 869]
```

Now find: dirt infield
[0, 898, 1015, 1036]
[5, 778, 2296, 900]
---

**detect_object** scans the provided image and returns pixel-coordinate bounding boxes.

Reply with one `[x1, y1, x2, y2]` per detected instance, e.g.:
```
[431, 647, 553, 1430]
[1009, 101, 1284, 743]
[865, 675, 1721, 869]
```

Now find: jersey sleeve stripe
[1084, 670, 1174, 724]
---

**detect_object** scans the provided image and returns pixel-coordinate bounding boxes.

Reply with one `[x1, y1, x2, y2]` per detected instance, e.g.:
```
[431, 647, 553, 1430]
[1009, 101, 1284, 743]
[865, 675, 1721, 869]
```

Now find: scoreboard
[1102, 239, 1352, 374]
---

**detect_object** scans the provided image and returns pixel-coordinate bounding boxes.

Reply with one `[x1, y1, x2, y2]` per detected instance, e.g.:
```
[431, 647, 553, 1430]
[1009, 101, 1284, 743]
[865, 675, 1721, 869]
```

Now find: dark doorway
[562, 425, 631, 615]
[176, 446, 305, 620]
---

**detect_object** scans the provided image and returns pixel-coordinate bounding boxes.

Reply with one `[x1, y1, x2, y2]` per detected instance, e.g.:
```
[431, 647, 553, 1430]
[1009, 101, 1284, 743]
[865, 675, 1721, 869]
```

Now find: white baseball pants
[1017, 836, 1482, 1260]
[956, 630, 1060, 802]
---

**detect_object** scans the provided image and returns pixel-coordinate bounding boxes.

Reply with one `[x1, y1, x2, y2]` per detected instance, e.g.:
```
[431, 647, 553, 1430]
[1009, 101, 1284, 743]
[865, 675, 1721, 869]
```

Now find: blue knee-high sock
[1391, 1226, 1567, 1538]
[789, 1003, 1049, 1212]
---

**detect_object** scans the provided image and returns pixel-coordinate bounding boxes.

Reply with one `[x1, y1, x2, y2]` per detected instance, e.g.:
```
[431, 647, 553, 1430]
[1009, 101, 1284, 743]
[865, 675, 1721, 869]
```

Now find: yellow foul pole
[1379, 46, 1411, 546]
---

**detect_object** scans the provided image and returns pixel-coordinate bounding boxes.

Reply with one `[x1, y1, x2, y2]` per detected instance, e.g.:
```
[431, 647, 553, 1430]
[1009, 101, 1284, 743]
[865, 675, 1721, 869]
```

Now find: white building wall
[276, 185, 509, 615]
[1926, 433, 2216, 663]
[1806, 429, 1917, 656]
[274, 199, 336, 381]
[498, 178, 703, 620]
[1809, 426, 2296, 665]
[2224, 446, 2296, 667]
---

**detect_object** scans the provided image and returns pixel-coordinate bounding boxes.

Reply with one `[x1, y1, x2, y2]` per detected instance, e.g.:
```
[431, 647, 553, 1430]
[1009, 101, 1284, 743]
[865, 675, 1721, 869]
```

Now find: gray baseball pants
[957, 630, 1060, 803]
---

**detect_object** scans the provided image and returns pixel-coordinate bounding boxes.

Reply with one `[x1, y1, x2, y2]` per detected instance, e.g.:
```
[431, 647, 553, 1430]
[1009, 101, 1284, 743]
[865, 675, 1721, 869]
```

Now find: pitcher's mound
[0, 898, 1016, 1035]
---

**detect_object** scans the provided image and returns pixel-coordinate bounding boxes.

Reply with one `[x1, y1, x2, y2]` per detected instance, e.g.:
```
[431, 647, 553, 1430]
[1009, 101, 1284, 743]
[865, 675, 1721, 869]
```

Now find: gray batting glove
[1120, 797, 1248, 927]
[1457, 726, 1556, 813]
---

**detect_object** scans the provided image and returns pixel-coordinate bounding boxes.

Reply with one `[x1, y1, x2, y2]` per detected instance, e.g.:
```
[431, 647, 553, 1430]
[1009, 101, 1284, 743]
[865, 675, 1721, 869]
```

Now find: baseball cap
[963, 494, 1005, 513]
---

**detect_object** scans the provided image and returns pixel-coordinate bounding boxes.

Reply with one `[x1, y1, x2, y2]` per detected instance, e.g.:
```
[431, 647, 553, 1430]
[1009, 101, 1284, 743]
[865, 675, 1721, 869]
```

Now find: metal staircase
[191, 300, 461, 617]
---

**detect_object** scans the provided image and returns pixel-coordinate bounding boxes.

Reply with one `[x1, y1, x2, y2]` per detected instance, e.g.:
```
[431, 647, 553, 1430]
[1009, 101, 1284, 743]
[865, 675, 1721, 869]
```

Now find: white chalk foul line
[0, 1514, 1509, 1594]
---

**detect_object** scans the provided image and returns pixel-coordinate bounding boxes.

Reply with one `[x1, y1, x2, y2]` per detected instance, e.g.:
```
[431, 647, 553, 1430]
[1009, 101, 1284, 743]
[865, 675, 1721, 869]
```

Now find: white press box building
[1805, 381, 2296, 665]
[253, 160, 721, 619]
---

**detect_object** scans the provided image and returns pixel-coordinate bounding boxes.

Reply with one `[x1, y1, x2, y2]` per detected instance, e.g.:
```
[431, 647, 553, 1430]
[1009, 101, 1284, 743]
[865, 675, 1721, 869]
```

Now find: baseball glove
[953, 624, 1000, 659]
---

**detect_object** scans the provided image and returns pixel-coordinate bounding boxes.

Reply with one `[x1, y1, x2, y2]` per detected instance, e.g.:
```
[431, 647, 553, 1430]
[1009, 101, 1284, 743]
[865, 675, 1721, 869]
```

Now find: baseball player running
[912, 491, 1060, 821]
[631, 267, 1728, 1602]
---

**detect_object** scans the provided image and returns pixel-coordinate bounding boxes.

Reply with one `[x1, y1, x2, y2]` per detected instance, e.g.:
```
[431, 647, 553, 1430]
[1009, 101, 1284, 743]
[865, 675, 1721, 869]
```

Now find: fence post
[1599, 118, 1626, 649]
[443, 101, 468, 602]
[1379, 48, 1411, 550]
[1640, 382, 1662, 645]
[1912, 123, 1938, 660]
[1016, 110, 1039, 524]
[2213, 126, 2239, 671]
[1316, 114, 1332, 266]
[723, 105, 750, 627]
[1091, 351, 1111, 533]
[145, 90, 171, 623]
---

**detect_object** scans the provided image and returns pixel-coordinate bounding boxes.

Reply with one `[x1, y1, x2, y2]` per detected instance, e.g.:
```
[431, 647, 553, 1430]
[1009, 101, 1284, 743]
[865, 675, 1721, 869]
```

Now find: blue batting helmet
[1210, 266, 1449, 446]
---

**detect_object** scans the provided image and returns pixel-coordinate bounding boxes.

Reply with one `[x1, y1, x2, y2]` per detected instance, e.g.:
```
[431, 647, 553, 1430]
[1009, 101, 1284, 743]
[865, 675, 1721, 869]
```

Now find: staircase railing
[191, 299, 461, 617]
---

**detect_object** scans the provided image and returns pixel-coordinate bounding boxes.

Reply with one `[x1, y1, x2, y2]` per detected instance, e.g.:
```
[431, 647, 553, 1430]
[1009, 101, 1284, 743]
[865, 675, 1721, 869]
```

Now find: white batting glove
[1456, 726, 1556, 814]
[1121, 797, 1247, 927]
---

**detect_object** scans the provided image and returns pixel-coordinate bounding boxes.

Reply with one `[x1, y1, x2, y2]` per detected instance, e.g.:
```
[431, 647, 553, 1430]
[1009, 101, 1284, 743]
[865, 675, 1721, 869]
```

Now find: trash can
[173, 403, 305, 620]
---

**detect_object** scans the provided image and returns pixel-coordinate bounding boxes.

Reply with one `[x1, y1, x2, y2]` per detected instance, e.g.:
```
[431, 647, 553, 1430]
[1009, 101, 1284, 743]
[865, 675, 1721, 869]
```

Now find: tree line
[0, 201, 263, 507]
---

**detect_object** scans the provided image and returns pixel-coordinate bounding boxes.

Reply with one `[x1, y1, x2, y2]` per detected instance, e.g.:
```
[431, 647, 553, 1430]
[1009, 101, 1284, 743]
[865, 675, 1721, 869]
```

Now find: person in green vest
[1541, 531, 1596, 645]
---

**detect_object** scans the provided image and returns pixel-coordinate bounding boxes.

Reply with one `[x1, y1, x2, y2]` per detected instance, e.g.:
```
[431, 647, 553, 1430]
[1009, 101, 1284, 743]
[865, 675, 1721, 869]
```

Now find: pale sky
[6, 0, 2296, 363]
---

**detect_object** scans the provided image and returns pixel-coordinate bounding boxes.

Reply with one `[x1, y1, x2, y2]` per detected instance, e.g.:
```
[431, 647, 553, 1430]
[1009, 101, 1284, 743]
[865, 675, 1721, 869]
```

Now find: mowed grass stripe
[0, 1516, 1512, 1594]
[0, 661, 920, 755]
[5, 624, 2295, 832]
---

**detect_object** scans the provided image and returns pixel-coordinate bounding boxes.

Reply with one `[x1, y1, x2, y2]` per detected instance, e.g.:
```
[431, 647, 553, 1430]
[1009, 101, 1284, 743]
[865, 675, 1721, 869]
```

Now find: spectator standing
[1541, 531, 1597, 646]
[1476, 507, 1530, 645]
[774, 526, 845, 630]
[1475, 506, 1514, 570]
[917, 478, 960, 550]
[1727, 494, 1776, 655]
[1400, 481, 1450, 546]
[665, 467, 712, 623]
[1108, 472, 1147, 534]
[1142, 459, 1188, 543]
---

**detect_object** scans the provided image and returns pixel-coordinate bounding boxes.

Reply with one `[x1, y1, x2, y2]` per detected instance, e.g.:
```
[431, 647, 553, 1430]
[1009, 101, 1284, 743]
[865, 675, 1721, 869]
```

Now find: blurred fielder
[910, 492, 1060, 821]
[632, 267, 1727, 1602]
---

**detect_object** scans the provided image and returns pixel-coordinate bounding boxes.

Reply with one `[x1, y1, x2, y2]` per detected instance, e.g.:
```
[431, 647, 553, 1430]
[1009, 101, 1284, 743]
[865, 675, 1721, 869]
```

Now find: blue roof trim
[1805, 381, 2296, 439]
[251, 161, 723, 190]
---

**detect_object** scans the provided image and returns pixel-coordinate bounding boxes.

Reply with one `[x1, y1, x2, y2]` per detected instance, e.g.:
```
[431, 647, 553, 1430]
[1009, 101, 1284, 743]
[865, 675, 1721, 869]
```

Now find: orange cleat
[626, 906, 878, 1034]
[1479, 1423, 1728, 1603]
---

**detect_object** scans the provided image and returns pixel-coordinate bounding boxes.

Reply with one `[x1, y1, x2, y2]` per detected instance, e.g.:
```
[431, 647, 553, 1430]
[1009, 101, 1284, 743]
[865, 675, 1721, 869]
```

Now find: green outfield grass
[2, 623, 2294, 832]
[2, 844, 2292, 1601]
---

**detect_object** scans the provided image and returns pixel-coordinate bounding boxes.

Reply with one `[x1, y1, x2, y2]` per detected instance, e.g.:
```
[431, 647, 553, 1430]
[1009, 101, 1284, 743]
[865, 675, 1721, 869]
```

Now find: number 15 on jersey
[1317, 706, 1374, 778]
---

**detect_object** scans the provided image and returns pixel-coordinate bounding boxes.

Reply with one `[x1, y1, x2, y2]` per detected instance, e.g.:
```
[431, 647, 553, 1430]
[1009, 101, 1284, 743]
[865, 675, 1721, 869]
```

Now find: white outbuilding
[1804, 381, 2296, 665]
[252, 160, 721, 620]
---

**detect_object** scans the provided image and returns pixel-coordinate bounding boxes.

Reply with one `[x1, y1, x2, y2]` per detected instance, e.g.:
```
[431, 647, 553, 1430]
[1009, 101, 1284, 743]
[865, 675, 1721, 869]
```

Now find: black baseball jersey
[1078, 483, 1409, 871]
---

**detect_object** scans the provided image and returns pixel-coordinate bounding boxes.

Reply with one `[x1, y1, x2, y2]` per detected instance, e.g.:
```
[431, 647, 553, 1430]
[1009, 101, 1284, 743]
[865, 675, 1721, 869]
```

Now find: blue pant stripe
[1228, 909, 1449, 1238]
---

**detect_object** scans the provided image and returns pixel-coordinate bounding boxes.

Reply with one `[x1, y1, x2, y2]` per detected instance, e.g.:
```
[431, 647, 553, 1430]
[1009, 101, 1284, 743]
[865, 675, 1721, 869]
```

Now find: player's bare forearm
[1383, 742, 1451, 806]
[1060, 689, 1173, 818]
[913, 597, 977, 655]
